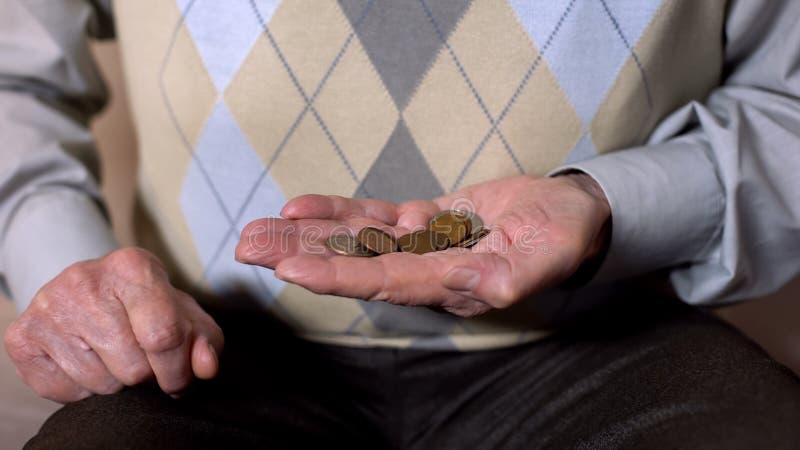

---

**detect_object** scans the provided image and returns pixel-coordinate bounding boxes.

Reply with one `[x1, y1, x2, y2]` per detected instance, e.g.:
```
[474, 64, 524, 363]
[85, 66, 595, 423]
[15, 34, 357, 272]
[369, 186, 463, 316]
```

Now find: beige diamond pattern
[225, 34, 306, 168]
[404, 51, 487, 190]
[148, 0, 699, 347]
[313, 37, 399, 180]
[161, 24, 217, 148]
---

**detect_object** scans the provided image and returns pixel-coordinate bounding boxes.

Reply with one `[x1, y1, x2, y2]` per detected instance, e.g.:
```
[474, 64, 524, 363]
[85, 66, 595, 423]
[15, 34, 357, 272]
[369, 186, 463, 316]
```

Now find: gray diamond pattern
[354, 120, 444, 203]
[361, 300, 458, 336]
[339, 0, 472, 110]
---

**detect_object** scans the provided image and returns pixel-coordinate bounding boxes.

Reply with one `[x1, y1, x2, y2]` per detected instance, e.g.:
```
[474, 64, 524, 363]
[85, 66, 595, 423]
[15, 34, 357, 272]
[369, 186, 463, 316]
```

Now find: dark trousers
[26, 295, 800, 449]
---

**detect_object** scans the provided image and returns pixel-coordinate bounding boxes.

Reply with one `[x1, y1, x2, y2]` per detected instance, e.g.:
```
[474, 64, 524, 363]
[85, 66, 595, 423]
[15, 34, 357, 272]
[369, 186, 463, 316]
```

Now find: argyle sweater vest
[113, 0, 725, 350]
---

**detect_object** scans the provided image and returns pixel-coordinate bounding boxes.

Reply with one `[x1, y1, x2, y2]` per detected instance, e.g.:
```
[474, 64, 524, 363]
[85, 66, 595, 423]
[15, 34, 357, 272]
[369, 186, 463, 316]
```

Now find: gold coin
[397, 230, 450, 254]
[454, 227, 490, 248]
[357, 227, 398, 254]
[429, 211, 471, 245]
[432, 209, 484, 234]
[326, 235, 375, 257]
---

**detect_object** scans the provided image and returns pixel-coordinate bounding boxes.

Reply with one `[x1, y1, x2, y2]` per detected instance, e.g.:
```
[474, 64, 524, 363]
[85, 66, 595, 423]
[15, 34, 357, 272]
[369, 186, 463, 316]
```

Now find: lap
[26, 295, 800, 450]
[406, 297, 800, 449]
[26, 311, 385, 450]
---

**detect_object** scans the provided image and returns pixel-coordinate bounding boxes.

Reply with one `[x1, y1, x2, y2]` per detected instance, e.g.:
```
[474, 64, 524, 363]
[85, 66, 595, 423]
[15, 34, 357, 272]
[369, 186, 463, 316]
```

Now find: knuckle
[139, 320, 186, 353]
[3, 323, 29, 357]
[30, 292, 55, 312]
[79, 366, 124, 395]
[491, 281, 519, 309]
[119, 362, 152, 386]
[3, 324, 27, 357]
[59, 263, 94, 288]
[106, 248, 164, 282]
[95, 378, 124, 395]
[107, 247, 150, 267]
[49, 264, 100, 305]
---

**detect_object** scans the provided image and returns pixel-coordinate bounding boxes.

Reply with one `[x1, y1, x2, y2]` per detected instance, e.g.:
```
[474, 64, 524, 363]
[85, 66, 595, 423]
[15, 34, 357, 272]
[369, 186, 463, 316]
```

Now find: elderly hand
[236, 174, 610, 317]
[3, 248, 223, 403]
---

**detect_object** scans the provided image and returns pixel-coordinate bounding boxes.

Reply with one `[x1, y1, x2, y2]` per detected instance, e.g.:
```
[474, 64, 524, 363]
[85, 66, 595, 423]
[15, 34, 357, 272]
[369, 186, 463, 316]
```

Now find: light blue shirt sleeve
[551, 0, 800, 305]
[0, 0, 118, 311]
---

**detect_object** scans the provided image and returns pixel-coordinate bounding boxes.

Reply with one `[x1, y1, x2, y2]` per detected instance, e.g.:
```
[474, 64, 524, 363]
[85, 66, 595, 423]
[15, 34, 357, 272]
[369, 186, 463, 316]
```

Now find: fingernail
[236, 227, 271, 263]
[443, 267, 481, 292]
[275, 260, 303, 282]
[234, 243, 253, 263]
[207, 342, 218, 365]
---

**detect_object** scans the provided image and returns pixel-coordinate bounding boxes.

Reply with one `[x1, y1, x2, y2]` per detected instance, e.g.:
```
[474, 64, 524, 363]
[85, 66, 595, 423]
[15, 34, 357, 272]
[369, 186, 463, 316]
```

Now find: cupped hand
[236, 174, 610, 317]
[3, 248, 223, 403]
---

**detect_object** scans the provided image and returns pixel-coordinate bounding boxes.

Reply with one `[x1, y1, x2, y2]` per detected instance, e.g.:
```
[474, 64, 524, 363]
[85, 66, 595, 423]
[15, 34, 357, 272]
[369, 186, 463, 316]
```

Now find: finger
[9, 341, 91, 403]
[183, 299, 224, 380]
[281, 194, 398, 224]
[190, 335, 219, 380]
[77, 298, 154, 387]
[241, 217, 360, 239]
[432, 176, 531, 212]
[119, 284, 193, 395]
[396, 200, 441, 230]
[274, 249, 514, 309]
[236, 218, 409, 267]
[39, 332, 123, 395]
[432, 185, 481, 212]
[236, 219, 348, 267]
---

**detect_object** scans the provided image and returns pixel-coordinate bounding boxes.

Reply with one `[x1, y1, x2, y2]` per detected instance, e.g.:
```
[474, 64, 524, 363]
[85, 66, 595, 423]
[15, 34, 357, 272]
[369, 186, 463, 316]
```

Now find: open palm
[235, 174, 610, 317]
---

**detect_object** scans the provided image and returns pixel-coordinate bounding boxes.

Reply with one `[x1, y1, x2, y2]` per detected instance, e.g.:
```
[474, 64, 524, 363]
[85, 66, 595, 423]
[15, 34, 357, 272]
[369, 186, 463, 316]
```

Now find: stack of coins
[326, 210, 490, 257]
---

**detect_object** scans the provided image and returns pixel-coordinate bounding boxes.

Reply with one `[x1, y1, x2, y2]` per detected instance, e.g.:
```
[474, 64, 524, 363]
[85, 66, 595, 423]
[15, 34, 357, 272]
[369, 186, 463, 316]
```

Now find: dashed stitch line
[418, 0, 525, 178]
[598, 0, 654, 109]
[202, 0, 378, 274]
[452, 0, 577, 191]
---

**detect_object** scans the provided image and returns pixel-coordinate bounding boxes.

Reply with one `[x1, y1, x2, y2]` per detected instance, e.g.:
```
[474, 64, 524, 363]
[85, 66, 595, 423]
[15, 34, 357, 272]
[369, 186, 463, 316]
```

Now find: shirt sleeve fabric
[551, 0, 800, 306]
[0, 0, 118, 311]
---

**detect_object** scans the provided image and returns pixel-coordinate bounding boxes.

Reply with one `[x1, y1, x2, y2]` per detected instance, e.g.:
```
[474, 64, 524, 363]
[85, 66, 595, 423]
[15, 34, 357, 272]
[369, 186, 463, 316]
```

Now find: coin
[461, 211, 484, 234]
[397, 230, 451, 254]
[357, 227, 398, 254]
[454, 227, 490, 248]
[431, 209, 483, 234]
[326, 234, 375, 257]
[429, 211, 471, 245]
[331, 212, 486, 258]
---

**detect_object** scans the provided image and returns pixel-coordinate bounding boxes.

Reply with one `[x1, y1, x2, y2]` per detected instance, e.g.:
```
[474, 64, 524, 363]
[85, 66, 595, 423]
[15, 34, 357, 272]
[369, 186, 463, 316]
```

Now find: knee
[25, 386, 177, 450]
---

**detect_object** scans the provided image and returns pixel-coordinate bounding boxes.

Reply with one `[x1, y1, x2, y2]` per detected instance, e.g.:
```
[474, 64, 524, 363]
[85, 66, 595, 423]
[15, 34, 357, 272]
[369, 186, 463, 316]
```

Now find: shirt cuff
[1, 190, 118, 312]
[549, 136, 725, 283]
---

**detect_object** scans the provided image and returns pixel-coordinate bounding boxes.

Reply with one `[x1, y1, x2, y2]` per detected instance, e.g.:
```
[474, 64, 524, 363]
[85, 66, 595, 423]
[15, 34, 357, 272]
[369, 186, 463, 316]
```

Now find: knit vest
[113, 0, 725, 349]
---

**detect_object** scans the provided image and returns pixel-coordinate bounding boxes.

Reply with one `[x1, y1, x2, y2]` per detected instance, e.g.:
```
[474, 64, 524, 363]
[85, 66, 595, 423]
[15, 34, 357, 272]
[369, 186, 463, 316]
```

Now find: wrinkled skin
[4, 174, 607, 404]
[4, 248, 223, 403]
[236, 174, 610, 318]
